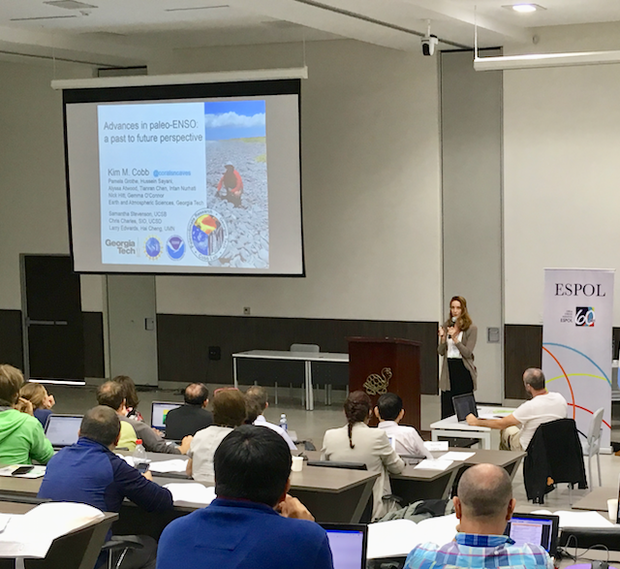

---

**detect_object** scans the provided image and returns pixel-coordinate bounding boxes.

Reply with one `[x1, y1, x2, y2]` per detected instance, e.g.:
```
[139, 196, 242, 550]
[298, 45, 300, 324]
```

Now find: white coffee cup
[291, 456, 304, 472]
[607, 498, 618, 522]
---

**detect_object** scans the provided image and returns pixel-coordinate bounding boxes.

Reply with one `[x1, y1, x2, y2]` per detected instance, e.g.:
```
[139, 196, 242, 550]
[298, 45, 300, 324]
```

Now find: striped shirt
[404, 533, 553, 569]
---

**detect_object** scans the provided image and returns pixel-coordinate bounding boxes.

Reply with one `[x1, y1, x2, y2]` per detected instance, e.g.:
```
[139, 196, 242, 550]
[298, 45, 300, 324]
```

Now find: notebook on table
[44, 414, 83, 449]
[151, 401, 181, 430]
[320, 523, 368, 569]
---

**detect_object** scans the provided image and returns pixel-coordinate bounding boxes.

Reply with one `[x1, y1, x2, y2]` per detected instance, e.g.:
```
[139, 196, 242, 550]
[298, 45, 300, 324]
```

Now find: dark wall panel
[0, 310, 23, 369]
[504, 324, 542, 399]
[157, 315, 439, 394]
[83, 311, 105, 378]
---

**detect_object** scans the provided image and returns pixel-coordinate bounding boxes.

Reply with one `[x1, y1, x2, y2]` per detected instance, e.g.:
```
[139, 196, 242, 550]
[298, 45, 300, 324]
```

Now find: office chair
[307, 460, 367, 470]
[102, 536, 144, 569]
[523, 418, 587, 504]
[584, 407, 604, 487]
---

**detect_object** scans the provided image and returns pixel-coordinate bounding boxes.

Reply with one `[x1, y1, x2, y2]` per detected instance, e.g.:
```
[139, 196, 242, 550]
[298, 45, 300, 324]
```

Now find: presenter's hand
[438, 327, 446, 340]
[179, 435, 193, 454]
[447, 325, 460, 338]
[276, 495, 315, 521]
[465, 414, 478, 426]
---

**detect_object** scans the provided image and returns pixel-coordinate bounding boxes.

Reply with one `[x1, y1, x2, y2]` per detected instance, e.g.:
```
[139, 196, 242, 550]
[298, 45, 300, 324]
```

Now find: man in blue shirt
[405, 463, 553, 569]
[38, 406, 174, 569]
[157, 425, 334, 569]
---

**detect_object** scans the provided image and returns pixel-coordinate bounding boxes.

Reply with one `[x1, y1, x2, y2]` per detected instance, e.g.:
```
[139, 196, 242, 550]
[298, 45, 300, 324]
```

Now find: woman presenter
[438, 295, 477, 419]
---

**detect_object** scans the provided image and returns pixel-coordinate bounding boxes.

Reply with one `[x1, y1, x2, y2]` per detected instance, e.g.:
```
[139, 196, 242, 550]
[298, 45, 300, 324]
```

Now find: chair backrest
[290, 343, 320, 353]
[307, 460, 368, 471]
[586, 407, 605, 455]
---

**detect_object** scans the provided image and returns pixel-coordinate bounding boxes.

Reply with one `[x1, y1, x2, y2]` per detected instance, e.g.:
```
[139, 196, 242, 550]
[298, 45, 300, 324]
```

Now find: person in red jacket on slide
[216, 162, 244, 207]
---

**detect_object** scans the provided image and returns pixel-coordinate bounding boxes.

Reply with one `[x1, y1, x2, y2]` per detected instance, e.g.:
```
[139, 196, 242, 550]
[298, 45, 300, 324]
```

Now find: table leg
[233, 357, 238, 389]
[305, 360, 314, 411]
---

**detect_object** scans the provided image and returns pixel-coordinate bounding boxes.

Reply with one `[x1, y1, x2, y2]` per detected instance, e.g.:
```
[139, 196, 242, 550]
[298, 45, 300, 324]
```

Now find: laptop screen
[505, 513, 560, 554]
[321, 524, 367, 569]
[452, 393, 478, 421]
[151, 401, 181, 430]
[44, 415, 82, 447]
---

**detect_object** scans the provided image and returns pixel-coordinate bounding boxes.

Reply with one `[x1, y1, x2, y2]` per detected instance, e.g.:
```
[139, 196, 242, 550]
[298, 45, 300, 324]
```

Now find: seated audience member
[39, 406, 174, 569]
[112, 375, 144, 422]
[19, 382, 55, 427]
[187, 388, 246, 483]
[97, 381, 191, 454]
[405, 463, 552, 569]
[158, 425, 333, 569]
[95, 381, 138, 451]
[244, 385, 296, 450]
[164, 383, 213, 439]
[322, 391, 405, 520]
[0, 364, 54, 465]
[374, 393, 432, 459]
[466, 368, 567, 451]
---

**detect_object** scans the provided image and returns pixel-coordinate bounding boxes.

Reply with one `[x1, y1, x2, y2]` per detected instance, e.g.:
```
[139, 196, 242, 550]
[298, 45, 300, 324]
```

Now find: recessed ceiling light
[502, 4, 546, 13]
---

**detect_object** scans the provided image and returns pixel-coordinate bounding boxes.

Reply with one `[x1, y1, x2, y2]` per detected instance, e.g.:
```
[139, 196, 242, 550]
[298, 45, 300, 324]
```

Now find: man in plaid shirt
[405, 464, 553, 569]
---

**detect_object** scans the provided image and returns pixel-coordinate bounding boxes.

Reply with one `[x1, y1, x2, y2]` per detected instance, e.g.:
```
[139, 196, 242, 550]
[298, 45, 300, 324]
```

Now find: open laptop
[504, 513, 560, 556]
[44, 414, 82, 449]
[151, 401, 181, 430]
[452, 393, 478, 422]
[320, 523, 368, 569]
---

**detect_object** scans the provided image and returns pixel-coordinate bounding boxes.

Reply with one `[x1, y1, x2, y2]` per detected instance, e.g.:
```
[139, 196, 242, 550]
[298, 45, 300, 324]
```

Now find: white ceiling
[0, 0, 619, 67]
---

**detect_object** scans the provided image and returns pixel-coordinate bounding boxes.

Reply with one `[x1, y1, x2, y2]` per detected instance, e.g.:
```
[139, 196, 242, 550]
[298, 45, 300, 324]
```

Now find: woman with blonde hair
[438, 295, 478, 419]
[321, 391, 405, 520]
[19, 382, 55, 427]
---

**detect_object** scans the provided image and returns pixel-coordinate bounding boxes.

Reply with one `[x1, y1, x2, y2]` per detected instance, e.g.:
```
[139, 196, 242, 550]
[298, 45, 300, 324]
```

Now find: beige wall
[0, 40, 443, 322]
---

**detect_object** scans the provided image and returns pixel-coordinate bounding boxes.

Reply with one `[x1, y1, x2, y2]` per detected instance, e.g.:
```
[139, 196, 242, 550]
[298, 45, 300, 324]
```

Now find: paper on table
[367, 514, 459, 559]
[424, 441, 449, 452]
[439, 452, 475, 461]
[163, 483, 216, 507]
[414, 459, 453, 471]
[532, 509, 614, 528]
[149, 459, 188, 474]
[0, 465, 46, 479]
[0, 502, 104, 558]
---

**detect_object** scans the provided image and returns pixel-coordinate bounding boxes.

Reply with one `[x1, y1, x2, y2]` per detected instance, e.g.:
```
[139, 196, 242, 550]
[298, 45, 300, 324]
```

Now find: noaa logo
[188, 209, 228, 261]
[144, 236, 162, 260]
[166, 235, 185, 260]
[575, 306, 595, 327]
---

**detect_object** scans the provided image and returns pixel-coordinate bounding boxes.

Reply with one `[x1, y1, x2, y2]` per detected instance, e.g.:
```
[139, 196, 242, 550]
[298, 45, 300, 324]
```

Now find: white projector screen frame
[63, 79, 305, 276]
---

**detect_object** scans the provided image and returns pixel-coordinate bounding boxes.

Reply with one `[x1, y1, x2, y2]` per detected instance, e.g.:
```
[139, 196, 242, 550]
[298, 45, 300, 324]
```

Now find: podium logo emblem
[363, 367, 393, 395]
[575, 306, 595, 327]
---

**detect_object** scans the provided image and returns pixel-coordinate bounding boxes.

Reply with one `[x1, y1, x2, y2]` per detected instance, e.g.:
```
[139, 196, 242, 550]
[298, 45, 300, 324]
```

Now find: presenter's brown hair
[445, 295, 473, 332]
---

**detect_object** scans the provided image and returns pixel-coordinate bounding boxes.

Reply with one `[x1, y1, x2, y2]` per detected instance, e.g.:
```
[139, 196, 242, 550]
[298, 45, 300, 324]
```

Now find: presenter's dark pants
[440, 358, 474, 419]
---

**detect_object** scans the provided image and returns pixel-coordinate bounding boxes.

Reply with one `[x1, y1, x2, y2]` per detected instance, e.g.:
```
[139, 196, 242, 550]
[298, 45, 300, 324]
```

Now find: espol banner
[542, 268, 614, 451]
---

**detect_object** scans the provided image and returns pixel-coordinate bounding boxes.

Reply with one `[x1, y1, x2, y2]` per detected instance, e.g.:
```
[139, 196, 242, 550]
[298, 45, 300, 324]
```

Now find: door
[106, 275, 158, 386]
[21, 254, 85, 382]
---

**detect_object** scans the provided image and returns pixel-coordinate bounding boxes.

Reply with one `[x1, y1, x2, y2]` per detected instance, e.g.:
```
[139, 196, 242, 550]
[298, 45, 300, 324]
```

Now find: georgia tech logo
[144, 236, 162, 260]
[575, 307, 595, 327]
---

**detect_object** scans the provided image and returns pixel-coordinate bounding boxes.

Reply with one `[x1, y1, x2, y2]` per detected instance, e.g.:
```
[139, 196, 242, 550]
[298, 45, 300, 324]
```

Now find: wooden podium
[347, 337, 421, 430]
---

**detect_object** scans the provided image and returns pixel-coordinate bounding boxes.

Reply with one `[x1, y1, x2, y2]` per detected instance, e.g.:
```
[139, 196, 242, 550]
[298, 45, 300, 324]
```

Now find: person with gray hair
[466, 368, 567, 450]
[245, 385, 296, 450]
[405, 464, 553, 569]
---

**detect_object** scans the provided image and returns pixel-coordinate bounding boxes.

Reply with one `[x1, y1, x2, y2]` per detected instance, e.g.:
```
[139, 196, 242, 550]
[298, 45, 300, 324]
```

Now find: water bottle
[279, 414, 288, 432]
[133, 439, 147, 472]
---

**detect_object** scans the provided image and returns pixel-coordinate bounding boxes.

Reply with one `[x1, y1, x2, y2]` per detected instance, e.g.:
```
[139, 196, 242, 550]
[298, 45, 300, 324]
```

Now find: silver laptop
[151, 401, 181, 430]
[44, 414, 82, 448]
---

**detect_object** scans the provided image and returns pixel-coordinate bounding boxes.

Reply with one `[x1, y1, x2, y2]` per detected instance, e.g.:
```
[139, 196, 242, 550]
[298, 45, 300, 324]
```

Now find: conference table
[572, 486, 616, 512]
[232, 349, 349, 410]
[430, 407, 517, 449]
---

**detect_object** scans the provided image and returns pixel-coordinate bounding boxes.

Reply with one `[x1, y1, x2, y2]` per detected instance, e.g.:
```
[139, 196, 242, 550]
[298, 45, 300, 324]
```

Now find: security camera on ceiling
[421, 34, 438, 56]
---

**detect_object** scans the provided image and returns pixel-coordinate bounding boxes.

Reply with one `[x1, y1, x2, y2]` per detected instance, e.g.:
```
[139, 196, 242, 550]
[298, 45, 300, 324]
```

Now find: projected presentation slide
[64, 82, 303, 275]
